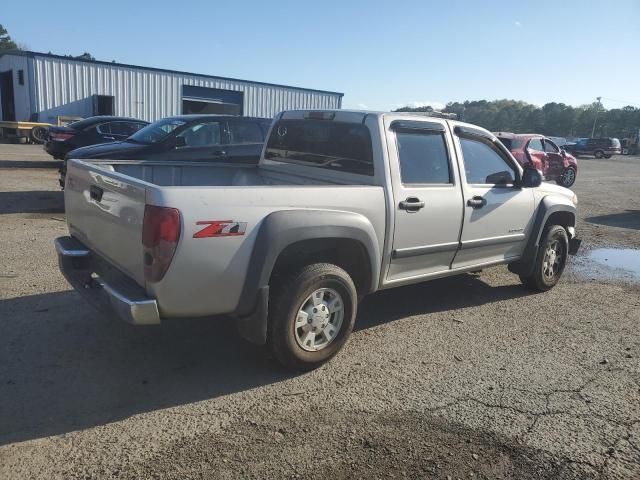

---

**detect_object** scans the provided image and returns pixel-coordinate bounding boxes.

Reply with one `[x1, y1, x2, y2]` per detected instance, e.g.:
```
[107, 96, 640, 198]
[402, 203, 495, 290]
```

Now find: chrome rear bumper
[55, 236, 160, 325]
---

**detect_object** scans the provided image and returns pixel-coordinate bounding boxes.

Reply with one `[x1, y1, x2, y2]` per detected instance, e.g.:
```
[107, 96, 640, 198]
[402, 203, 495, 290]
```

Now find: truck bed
[63, 159, 386, 318]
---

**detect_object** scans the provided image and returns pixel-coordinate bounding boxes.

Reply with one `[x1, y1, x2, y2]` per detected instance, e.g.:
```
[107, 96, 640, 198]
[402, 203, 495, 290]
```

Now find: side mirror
[172, 136, 187, 148]
[521, 166, 542, 188]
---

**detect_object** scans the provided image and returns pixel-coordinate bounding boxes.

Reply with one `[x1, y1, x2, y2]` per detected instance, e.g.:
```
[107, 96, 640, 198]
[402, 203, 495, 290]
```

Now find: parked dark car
[45, 116, 149, 160]
[563, 138, 621, 158]
[59, 115, 272, 188]
[495, 133, 578, 187]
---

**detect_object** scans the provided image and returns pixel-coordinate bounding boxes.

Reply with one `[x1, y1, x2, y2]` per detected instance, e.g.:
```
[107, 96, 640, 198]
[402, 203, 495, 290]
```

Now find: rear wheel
[268, 263, 357, 371]
[519, 225, 568, 292]
[30, 126, 48, 144]
[557, 166, 577, 187]
[594, 150, 604, 159]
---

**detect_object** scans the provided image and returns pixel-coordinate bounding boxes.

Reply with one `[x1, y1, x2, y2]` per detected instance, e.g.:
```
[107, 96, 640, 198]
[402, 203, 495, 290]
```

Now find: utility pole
[591, 96, 602, 138]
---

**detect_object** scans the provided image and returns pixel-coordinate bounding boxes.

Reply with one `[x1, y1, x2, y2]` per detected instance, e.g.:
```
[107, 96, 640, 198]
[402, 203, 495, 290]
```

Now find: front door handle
[467, 196, 487, 209]
[212, 150, 227, 156]
[399, 197, 425, 212]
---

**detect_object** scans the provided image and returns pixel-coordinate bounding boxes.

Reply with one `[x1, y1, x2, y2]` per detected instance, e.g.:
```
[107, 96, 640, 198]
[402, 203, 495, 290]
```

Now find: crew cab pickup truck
[56, 110, 581, 370]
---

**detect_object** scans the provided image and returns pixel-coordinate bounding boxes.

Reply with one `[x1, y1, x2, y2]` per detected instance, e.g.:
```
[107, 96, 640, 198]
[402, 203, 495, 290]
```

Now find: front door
[0, 70, 16, 121]
[385, 119, 464, 282]
[452, 131, 535, 269]
[526, 137, 550, 177]
[543, 138, 565, 178]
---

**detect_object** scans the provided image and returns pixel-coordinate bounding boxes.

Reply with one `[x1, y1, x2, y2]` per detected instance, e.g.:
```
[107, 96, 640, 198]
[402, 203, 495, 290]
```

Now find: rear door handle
[399, 197, 425, 212]
[467, 196, 486, 209]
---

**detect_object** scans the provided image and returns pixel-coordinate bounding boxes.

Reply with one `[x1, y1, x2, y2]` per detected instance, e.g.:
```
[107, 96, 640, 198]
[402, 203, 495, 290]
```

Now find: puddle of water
[572, 247, 640, 283]
[588, 248, 640, 278]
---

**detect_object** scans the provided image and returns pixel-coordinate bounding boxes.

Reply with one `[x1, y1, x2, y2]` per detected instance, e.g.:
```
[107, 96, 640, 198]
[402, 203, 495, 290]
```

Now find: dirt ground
[0, 145, 638, 479]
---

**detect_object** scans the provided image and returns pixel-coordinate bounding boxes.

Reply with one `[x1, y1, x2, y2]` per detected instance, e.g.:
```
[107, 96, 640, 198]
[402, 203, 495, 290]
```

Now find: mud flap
[236, 286, 269, 345]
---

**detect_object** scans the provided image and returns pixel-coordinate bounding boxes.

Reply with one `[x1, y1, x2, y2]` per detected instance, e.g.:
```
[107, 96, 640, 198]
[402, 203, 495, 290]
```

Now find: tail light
[142, 205, 181, 282]
[50, 131, 75, 141]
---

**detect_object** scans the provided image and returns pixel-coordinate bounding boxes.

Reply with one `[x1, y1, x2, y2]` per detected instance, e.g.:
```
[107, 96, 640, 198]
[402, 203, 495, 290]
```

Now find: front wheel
[268, 263, 357, 371]
[594, 150, 604, 159]
[519, 225, 568, 292]
[556, 166, 577, 187]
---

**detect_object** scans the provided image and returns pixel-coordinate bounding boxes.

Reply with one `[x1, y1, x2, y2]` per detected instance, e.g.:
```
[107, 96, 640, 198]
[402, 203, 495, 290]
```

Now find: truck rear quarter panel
[145, 185, 386, 318]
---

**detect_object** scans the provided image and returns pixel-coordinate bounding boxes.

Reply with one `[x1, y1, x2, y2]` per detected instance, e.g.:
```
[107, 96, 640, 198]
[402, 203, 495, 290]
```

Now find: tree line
[395, 100, 640, 140]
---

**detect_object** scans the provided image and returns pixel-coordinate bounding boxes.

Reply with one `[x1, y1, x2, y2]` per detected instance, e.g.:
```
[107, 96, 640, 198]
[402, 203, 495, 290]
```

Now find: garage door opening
[181, 85, 243, 116]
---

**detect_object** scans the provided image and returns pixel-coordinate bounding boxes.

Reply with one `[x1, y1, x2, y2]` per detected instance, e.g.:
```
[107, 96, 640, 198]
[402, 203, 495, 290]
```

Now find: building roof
[0, 50, 344, 97]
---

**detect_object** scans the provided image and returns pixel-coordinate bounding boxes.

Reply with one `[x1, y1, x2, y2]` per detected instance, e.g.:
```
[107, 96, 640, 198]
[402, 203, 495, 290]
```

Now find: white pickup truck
[56, 110, 580, 370]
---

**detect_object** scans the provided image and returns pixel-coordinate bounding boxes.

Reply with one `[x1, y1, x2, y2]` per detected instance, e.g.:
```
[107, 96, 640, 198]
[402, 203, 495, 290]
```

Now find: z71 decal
[193, 220, 247, 238]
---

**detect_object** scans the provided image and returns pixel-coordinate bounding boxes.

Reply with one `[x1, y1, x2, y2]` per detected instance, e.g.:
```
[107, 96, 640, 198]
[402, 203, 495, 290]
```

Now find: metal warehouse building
[0, 50, 343, 124]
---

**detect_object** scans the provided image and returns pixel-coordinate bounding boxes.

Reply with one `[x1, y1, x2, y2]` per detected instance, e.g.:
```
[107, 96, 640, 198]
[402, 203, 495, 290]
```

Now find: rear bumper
[55, 236, 160, 325]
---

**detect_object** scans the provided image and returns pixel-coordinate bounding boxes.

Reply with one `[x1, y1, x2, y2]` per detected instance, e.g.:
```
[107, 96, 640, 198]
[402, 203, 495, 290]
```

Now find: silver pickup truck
[55, 110, 581, 370]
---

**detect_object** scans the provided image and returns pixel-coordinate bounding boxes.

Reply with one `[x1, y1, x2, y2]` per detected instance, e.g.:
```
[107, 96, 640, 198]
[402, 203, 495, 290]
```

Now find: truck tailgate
[64, 160, 146, 286]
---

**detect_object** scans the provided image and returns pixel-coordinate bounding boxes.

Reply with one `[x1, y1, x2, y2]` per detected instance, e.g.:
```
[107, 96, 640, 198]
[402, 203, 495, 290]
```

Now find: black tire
[594, 150, 604, 159]
[268, 263, 357, 371]
[556, 166, 577, 188]
[30, 126, 48, 144]
[519, 225, 568, 292]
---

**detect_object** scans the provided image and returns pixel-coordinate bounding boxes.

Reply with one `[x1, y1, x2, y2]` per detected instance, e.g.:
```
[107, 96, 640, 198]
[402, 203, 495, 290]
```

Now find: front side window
[543, 139, 559, 153]
[459, 137, 516, 185]
[396, 130, 451, 184]
[228, 121, 263, 144]
[176, 121, 222, 147]
[265, 119, 374, 176]
[528, 138, 544, 151]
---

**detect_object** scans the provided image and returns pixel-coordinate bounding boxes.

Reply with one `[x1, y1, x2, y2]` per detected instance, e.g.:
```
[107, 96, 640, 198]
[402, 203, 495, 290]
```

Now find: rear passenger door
[225, 119, 266, 164]
[451, 128, 534, 269]
[385, 119, 464, 281]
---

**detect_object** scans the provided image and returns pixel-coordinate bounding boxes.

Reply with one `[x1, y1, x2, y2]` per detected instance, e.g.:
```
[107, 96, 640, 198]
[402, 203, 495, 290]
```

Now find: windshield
[264, 119, 374, 176]
[128, 118, 186, 144]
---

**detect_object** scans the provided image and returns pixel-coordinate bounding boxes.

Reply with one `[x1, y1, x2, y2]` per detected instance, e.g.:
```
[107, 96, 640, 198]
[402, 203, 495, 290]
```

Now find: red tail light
[142, 205, 181, 282]
[50, 132, 75, 141]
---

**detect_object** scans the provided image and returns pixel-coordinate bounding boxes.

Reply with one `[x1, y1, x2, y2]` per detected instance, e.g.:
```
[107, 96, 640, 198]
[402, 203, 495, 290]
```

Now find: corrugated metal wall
[28, 55, 341, 123]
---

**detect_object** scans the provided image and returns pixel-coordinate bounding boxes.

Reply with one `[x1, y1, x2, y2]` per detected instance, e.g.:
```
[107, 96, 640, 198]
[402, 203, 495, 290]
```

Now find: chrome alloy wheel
[294, 288, 344, 352]
[562, 168, 575, 187]
[542, 239, 563, 280]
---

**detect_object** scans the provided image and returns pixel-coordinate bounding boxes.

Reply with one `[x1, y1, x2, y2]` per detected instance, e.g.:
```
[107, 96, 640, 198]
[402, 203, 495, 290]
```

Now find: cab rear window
[265, 119, 374, 176]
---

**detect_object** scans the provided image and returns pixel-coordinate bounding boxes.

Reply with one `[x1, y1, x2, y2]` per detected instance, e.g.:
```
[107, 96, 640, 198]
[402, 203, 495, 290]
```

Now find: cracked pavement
[0, 147, 639, 479]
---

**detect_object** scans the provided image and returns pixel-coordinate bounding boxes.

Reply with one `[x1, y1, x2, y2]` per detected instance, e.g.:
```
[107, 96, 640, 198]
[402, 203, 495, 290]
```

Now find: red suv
[495, 133, 578, 188]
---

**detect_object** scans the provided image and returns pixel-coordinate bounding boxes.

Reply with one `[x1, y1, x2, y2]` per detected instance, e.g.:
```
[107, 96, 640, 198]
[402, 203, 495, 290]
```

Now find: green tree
[0, 24, 17, 51]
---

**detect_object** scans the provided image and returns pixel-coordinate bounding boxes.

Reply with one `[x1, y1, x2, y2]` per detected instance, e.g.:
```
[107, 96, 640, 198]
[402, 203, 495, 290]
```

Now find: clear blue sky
[4, 0, 639, 111]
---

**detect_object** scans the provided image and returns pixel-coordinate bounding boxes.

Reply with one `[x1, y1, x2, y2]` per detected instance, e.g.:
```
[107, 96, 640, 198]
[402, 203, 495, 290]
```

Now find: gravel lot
[0, 145, 638, 479]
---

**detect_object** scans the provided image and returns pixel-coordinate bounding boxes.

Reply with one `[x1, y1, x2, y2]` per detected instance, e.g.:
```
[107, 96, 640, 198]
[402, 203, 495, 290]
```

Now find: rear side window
[228, 121, 263, 144]
[396, 131, 451, 184]
[528, 138, 544, 151]
[459, 137, 516, 185]
[265, 119, 374, 176]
